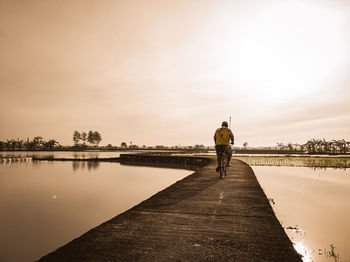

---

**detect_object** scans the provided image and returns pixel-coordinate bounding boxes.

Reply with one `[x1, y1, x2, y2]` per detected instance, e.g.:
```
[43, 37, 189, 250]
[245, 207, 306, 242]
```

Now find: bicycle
[217, 148, 228, 179]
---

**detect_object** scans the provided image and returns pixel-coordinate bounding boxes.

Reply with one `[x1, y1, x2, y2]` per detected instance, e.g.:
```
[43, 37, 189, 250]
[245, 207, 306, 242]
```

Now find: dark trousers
[215, 145, 232, 166]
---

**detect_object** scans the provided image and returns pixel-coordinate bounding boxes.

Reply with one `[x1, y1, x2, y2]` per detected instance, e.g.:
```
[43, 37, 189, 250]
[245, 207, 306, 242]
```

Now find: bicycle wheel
[219, 155, 225, 179]
[223, 154, 227, 177]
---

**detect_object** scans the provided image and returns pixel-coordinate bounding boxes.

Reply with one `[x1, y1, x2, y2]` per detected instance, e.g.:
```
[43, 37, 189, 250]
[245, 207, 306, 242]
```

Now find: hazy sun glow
[229, 2, 348, 102]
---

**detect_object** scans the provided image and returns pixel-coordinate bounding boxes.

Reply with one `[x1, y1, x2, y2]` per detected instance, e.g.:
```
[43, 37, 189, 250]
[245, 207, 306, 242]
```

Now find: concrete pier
[38, 158, 302, 262]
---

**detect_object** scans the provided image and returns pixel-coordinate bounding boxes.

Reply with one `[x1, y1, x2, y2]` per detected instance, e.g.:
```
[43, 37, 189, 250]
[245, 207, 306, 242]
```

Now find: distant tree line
[2, 134, 348, 154]
[0, 131, 103, 151]
[276, 139, 350, 154]
[73, 130, 102, 148]
[0, 137, 60, 151]
[304, 139, 349, 154]
[116, 142, 207, 150]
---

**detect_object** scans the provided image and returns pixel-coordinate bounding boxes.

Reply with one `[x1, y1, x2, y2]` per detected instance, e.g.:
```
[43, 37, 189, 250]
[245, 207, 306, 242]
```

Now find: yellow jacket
[214, 127, 234, 145]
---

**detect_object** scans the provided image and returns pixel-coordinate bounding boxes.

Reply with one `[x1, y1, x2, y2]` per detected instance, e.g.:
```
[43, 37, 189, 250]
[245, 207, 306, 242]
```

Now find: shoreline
[1, 148, 350, 156]
[19, 152, 350, 169]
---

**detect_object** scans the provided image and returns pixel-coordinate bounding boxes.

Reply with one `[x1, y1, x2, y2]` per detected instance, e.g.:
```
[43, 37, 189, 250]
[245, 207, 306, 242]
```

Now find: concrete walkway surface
[38, 158, 302, 262]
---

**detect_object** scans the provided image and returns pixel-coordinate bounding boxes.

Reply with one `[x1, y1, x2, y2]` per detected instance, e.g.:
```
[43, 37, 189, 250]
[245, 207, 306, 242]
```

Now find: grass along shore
[189, 154, 350, 169]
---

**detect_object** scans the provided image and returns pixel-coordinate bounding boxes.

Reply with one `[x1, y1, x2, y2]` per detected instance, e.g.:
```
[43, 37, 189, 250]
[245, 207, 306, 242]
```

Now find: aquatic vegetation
[232, 155, 350, 169]
[328, 244, 340, 262]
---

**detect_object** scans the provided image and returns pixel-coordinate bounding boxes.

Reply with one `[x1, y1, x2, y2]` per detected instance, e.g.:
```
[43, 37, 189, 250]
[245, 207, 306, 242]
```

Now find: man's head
[222, 121, 228, 127]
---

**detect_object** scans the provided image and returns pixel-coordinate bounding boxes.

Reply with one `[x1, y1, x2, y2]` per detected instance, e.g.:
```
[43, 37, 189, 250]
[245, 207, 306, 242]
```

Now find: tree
[339, 139, 347, 154]
[7, 139, 15, 150]
[81, 132, 87, 144]
[23, 136, 43, 150]
[73, 131, 81, 147]
[87, 130, 94, 145]
[121, 142, 127, 148]
[303, 138, 350, 154]
[93, 131, 102, 146]
[243, 142, 248, 149]
[16, 138, 24, 150]
[330, 140, 338, 153]
[129, 144, 139, 150]
[86, 130, 102, 147]
[276, 142, 287, 150]
[287, 143, 294, 151]
[43, 139, 59, 150]
[25, 138, 34, 150]
[32, 136, 44, 149]
[305, 139, 316, 153]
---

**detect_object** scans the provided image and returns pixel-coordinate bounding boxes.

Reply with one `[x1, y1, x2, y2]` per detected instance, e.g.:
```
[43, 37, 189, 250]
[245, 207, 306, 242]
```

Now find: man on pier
[214, 121, 234, 172]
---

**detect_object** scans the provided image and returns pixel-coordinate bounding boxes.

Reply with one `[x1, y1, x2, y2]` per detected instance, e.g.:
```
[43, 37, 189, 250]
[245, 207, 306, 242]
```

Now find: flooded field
[253, 165, 350, 262]
[2, 151, 349, 261]
[233, 155, 350, 169]
[0, 152, 191, 262]
[0, 150, 130, 160]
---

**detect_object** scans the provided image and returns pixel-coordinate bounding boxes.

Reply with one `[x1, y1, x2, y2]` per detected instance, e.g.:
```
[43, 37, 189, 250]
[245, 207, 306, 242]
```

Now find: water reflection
[0, 160, 191, 262]
[285, 225, 304, 235]
[293, 241, 340, 262]
[254, 166, 350, 262]
[1, 157, 32, 164]
[72, 153, 98, 159]
[72, 161, 100, 171]
[309, 166, 348, 171]
[0, 150, 126, 159]
[294, 241, 312, 262]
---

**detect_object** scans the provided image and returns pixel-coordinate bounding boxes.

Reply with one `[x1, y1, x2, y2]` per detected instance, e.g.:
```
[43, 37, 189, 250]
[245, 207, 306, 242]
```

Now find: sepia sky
[1, 0, 350, 147]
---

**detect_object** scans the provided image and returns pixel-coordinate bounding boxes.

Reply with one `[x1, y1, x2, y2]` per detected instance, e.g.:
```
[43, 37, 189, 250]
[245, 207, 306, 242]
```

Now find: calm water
[254, 166, 350, 262]
[0, 152, 191, 262]
[2, 152, 349, 262]
[0, 150, 132, 159]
